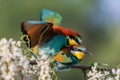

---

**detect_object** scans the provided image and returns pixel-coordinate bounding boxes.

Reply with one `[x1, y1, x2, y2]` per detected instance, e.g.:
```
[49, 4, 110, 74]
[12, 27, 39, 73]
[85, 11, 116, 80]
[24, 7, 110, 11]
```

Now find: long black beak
[83, 50, 93, 55]
[72, 46, 93, 55]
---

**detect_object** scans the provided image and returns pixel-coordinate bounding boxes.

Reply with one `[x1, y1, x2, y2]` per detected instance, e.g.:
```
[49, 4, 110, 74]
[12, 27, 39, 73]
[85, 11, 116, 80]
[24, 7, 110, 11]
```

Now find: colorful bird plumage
[41, 9, 62, 25]
[21, 9, 91, 71]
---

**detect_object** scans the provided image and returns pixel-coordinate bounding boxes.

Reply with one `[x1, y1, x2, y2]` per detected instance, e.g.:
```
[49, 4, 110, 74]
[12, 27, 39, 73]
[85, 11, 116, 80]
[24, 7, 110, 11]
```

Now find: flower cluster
[0, 38, 56, 80]
[87, 63, 120, 80]
[0, 38, 30, 80]
[2, 38, 120, 80]
[27, 48, 58, 80]
[37, 51, 53, 80]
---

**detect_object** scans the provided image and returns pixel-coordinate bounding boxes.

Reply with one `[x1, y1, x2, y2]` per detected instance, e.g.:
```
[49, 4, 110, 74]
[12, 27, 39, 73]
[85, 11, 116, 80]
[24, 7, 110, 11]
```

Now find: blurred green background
[0, 0, 120, 80]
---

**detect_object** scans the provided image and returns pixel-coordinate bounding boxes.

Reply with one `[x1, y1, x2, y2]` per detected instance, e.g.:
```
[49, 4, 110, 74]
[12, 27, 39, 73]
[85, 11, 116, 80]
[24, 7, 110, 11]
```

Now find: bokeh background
[0, 0, 120, 80]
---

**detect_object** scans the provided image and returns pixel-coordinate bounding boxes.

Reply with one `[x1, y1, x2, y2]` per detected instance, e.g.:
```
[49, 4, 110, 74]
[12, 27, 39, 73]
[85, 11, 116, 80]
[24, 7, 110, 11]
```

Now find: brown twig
[71, 65, 91, 80]
[71, 65, 91, 70]
[29, 61, 111, 71]
[29, 61, 112, 80]
[71, 65, 112, 80]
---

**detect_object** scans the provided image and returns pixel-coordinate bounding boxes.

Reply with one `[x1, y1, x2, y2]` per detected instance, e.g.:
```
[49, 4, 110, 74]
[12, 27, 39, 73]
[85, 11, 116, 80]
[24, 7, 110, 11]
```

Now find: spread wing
[41, 9, 62, 25]
[21, 21, 55, 48]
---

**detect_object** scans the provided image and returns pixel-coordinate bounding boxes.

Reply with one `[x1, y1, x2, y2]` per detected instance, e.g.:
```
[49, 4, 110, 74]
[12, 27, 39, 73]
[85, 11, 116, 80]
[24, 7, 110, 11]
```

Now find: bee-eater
[21, 9, 91, 70]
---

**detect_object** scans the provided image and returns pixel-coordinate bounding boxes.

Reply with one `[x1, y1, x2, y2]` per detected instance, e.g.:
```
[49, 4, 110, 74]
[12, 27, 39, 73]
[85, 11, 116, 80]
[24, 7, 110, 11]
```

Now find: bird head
[71, 46, 92, 60]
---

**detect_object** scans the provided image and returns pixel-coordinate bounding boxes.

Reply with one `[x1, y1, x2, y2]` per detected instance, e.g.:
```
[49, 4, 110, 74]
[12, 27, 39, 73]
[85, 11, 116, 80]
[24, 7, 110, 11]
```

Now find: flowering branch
[71, 65, 91, 70]
[29, 61, 111, 71]
[29, 61, 114, 80]
[0, 38, 119, 80]
[71, 65, 112, 80]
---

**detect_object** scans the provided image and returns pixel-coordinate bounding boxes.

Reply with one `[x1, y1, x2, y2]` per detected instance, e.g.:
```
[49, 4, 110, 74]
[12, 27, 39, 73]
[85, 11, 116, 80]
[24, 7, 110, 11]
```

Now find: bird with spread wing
[21, 9, 91, 70]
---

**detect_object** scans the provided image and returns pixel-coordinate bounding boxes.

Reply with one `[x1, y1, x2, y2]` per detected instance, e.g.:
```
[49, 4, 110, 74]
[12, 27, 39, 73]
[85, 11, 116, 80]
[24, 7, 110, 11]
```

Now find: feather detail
[53, 25, 82, 45]
[53, 25, 81, 37]
[54, 52, 72, 63]
[38, 34, 68, 56]
[41, 9, 62, 25]
[54, 47, 72, 63]
[33, 45, 39, 54]
[21, 21, 54, 48]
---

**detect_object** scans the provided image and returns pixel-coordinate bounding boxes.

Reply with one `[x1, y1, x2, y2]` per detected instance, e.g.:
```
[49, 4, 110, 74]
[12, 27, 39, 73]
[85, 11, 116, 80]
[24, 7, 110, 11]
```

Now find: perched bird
[21, 9, 91, 70]
[40, 9, 92, 69]
[54, 46, 88, 70]
[21, 21, 90, 70]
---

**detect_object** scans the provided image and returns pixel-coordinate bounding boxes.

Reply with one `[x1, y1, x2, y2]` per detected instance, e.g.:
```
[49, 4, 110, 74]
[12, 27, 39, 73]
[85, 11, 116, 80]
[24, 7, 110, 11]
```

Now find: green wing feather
[41, 9, 62, 25]
[54, 51, 72, 63]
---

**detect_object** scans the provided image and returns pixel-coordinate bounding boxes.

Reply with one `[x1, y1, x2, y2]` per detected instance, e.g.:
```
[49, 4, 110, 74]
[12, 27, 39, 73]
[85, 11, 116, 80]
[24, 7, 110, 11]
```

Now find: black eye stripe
[72, 46, 83, 51]
[69, 35, 80, 44]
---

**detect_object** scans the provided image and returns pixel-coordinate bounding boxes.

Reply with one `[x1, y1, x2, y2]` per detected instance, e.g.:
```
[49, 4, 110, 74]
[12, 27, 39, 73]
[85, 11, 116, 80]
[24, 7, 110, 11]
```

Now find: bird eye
[72, 46, 79, 50]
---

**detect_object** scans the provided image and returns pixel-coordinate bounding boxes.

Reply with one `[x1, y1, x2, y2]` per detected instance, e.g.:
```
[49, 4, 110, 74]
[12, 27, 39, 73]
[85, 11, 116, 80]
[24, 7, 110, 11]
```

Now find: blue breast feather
[39, 35, 68, 56]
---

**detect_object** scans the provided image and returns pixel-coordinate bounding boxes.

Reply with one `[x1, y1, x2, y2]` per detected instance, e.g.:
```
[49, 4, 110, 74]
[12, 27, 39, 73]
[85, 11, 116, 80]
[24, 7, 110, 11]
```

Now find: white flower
[37, 50, 54, 80]
[16, 41, 21, 47]
[116, 68, 120, 76]
[87, 63, 120, 80]
[112, 69, 116, 74]
[8, 63, 17, 72]
[106, 77, 114, 80]
[30, 56, 36, 61]
[104, 71, 110, 75]
[112, 68, 120, 80]
[0, 38, 58, 80]
[0, 38, 30, 80]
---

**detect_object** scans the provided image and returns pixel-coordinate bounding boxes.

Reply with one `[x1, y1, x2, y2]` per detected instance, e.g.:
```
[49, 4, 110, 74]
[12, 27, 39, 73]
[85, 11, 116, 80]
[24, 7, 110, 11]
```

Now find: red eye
[72, 46, 78, 50]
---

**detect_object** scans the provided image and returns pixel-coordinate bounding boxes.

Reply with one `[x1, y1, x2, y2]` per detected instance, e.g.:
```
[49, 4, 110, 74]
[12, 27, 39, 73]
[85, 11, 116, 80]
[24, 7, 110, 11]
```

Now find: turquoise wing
[38, 35, 68, 56]
[41, 9, 62, 25]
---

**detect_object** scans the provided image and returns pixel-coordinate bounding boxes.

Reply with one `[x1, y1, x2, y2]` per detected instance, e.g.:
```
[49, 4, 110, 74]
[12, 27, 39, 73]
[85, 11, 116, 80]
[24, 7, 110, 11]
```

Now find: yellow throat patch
[73, 52, 85, 60]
